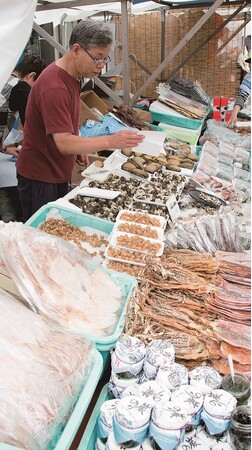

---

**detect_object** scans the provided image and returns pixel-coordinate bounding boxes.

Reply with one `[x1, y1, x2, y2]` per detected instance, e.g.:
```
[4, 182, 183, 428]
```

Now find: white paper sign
[166, 194, 181, 223]
[135, 130, 167, 156]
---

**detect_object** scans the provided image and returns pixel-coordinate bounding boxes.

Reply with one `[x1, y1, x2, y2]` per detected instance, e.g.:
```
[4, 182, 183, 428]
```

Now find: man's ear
[25, 71, 36, 86]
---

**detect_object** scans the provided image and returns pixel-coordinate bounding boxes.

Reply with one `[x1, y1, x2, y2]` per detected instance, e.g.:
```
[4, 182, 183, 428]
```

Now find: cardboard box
[80, 90, 108, 125]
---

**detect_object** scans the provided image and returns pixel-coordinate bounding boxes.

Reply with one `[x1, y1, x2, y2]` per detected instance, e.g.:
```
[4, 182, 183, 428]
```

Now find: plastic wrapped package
[234, 178, 251, 196]
[0, 222, 129, 337]
[215, 163, 234, 181]
[165, 208, 244, 254]
[201, 140, 219, 157]
[234, 167, 250, 182]
[218, 155, 233, 166]
[234, 147, 250, 167]
[206, 119, 251, 149]
[0, 288, 94, 450]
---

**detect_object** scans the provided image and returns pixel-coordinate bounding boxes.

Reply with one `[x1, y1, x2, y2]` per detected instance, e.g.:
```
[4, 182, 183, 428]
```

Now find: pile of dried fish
[125, 250, 219, 368]
[165, 208, 244, 254]
[108, 105, 152, 130]
[125, 249, 251, 374]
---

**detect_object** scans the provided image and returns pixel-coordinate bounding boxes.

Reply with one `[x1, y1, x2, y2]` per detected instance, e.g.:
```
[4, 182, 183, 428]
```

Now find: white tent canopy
[34, 1, 162, 25]
[0, 0, 37, 92]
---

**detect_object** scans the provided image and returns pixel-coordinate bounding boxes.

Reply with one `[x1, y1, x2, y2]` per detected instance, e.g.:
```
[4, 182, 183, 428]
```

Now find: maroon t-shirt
[16, 62, 80, 183]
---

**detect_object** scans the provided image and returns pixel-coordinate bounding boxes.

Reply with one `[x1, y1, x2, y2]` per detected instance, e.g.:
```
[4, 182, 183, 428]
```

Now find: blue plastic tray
[150, 110, 205, 130]
[25, 204, 115, 235]
[0, 349, 103, 450]
[25, 204, 138, 352]
[78, 383, 110, 450]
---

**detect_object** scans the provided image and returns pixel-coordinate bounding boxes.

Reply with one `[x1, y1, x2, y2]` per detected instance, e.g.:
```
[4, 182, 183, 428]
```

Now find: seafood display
[0, 288, 93, 450]
[165, 207, 245, 254]
[40, 217, 108, 260]
[0, 222, 134, 337]
[125, 249, 251, 374]
[70, 171, 186, 224]
[120, 146, 198, 177]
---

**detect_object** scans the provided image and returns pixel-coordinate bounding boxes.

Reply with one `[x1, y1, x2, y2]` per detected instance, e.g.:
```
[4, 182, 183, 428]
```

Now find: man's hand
[76, 154, 89, 167]
[3, 147, 21, 158]
[226, 105, 241, 128]
[108, 130, 144, 149]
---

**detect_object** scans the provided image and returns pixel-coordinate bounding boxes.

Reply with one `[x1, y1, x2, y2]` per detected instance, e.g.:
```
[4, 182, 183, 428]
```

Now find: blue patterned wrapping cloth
[80, 115, 136, 137]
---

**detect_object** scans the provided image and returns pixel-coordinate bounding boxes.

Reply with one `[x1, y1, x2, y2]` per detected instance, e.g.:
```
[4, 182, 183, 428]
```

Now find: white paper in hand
[135, 131, 167, 156]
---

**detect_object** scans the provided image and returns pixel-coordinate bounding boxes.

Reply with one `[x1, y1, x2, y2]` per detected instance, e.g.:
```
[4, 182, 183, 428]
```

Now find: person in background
[16, 19, 144, 222]
[226, 66, 251, 128]
[0, 55, 47, 157]
[0, 55, 46, 222]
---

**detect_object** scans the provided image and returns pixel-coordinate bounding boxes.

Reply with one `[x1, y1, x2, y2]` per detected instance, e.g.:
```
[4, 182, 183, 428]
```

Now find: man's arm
[9, 81, 31, 126]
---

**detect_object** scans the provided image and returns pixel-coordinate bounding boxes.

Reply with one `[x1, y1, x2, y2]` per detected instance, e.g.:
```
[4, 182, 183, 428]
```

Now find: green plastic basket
[25, 204, 115, 235]
[165, 129, 199, 146]
[0, 349, 103, 450]
[26, 204, 138, 352]
[78, 383, 110, 450]
[150, 110, 205, 130]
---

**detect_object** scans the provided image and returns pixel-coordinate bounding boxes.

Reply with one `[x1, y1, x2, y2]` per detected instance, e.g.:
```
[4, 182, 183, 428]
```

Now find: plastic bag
[0, 222, 134, 337]
[0, 288, 94, 450]
[165, 207, 244, 254]
[3, 127, 23, 146]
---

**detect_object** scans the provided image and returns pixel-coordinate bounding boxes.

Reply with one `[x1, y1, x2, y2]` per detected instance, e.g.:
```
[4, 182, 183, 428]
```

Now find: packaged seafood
[149, 400, 189, 449]
[138, 380, 171, 406]
[143, 339, 175, 379]
[111, 335, 146, 377]
[189, 366, 222, 394]
[105, 244, 147, 266]
[117, 209, 167, 229]
[155, 362, 189, 391]
[171, 385, 203, 427]
[113, 220, 164, 241]
[110, 231, 164, 256]
[201, 389, 237, 436]
[113, 396, 152, 445]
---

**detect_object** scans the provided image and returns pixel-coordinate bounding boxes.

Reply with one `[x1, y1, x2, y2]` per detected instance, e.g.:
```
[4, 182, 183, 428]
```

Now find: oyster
[121, 148, 133, 157]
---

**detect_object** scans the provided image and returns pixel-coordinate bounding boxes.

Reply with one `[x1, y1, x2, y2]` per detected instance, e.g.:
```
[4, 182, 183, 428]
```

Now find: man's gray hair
[69, 19, 113, 49]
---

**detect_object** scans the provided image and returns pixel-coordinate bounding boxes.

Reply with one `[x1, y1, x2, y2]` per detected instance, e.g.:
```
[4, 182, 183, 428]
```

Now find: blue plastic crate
[151, 111, 205, 130]
[78, 383, 110, 450]
[0, 349, 103, 450]
[25, 204, 138, 353]
[25, 204, 115, 235]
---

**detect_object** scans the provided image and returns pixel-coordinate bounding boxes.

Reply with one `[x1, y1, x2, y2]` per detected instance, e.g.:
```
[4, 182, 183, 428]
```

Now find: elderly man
[17, 20, 144, 222]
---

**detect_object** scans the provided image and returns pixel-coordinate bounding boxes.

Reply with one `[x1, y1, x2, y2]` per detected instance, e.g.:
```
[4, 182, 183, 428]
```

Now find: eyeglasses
[79, 45, 111, 65]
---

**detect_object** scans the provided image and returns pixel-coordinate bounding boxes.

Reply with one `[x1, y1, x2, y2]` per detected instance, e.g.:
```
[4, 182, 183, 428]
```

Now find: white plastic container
[116, 209, 167, 229]
[110, 231, 164, 256]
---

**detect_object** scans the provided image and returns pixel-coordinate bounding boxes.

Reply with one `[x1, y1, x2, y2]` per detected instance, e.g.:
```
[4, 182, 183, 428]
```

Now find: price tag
[166, 194, 181, 223]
